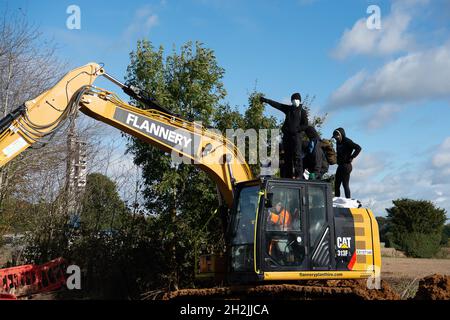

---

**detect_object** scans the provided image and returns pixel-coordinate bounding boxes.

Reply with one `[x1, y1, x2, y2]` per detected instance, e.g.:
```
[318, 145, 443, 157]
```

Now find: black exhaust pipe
[0, 105, 26, 133]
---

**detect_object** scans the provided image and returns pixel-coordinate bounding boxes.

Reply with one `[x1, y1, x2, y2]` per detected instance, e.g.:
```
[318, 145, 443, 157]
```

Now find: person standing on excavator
[260, 93, 309, 179]
[303, 126, 328, 180]
[332, 127, 361, 199]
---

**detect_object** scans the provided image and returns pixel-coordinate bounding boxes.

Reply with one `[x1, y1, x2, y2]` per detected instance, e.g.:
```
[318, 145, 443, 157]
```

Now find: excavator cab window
[308, 186, 328, 249]
[263, 185, 305, 268]
[307, 184, 333, 270]
[230, 185, 259, 272]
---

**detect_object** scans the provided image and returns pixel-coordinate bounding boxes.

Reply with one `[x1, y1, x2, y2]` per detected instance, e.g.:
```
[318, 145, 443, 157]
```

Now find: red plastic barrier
[0, 258, 67, 298]
[0, 293, 17, 300]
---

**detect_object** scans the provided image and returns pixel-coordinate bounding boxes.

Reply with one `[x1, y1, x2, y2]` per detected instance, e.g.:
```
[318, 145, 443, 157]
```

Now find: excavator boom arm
[0, 63, 252, 207]
[78, 87, 252, 206]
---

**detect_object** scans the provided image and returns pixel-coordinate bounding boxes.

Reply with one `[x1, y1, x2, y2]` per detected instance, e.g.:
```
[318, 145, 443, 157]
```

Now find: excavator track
[159, 280, 400, 300]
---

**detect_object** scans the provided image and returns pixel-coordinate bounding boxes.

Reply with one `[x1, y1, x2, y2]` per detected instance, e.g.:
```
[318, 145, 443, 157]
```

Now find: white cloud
[431, 137, 450, 184]
[365, 104, 405, 130]
[332, 3, 416, 59]
[347, 137, 450, 216]
[327, 44, 450, 109]
[352, 168, 450, 217]
[435, 196, 448, 204]
[432, 137, 450, 167]
[351, 153, 387, 183]
[124, 5, 159, 38]
[326, 0, 450, 130]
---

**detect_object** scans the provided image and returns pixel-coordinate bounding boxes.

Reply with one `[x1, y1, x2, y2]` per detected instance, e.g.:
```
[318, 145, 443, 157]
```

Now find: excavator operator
[268, 202, 291, 231]
[267, 200, 293, 264]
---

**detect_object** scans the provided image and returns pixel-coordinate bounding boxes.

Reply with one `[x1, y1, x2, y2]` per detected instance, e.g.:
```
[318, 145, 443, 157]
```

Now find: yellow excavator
[0, 63, 381, 297]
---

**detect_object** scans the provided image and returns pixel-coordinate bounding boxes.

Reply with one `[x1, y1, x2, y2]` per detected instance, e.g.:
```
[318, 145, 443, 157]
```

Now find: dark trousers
[281, 134, 303, 179]
[335, 163, 352, 198]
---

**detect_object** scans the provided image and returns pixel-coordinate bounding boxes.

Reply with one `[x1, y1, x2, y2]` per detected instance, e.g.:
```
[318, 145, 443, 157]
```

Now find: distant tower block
[74, 139, 87, 191]
[66, 121, 88, 214]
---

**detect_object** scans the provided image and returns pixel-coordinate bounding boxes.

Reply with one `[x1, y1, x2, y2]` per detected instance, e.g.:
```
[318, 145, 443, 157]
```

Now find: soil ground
[381, 257, 450, 299]
[2, 248, 449, 300]
[382, 257, 450, 279]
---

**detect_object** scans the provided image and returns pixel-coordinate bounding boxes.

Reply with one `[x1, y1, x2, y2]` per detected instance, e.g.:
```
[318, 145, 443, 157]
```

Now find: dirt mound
[414, 274, 450, 300]
[346, 280, 400, 300]
[161, 280, 401, 300]
[304, 279, 400, 300]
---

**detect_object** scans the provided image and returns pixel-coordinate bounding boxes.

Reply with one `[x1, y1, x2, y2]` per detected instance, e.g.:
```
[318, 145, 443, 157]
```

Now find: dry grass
[382, 256, 450, 299]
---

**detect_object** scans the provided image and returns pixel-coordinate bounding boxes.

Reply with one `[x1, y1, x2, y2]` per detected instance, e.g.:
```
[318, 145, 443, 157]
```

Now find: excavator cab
[227, 178, 381, 283]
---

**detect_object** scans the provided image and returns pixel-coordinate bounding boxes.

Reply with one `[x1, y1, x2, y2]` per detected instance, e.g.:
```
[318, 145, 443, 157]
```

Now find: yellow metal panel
[367, 209, 382, 275]
[349, 208, 373, 270]
[0, 134, 30, 167]
[356, 255, 367, 264]
[79, 89, 253, 208]
[263, 270, 374, 281]
[253, 191, 264, 274]
[348, 208, 382, 274]
[0, 63, 103, 168]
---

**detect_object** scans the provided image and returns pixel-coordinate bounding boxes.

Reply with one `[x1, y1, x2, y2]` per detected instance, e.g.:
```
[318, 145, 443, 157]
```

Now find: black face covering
[333, 128, 346, 142]
[333, 131, 342, 142]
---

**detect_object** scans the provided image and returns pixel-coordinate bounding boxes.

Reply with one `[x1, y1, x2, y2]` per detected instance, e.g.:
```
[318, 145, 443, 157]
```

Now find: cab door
[306, 184, 334, 270]
[258, 181, 335, 273]
[259, 183, 308, 271]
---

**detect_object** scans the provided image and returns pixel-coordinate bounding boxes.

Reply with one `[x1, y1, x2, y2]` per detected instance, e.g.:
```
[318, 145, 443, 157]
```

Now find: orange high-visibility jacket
[269, 209, 291, 230]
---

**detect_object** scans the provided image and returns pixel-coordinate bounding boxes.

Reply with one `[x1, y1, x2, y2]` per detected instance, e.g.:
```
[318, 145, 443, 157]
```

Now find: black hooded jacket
[262, 98, 309, 136]
[333, 128, 362, 165]
[303, 126, 328, 177]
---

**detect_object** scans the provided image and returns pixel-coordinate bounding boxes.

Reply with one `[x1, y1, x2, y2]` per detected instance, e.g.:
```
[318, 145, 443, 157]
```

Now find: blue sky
[3, 0, 450, 217]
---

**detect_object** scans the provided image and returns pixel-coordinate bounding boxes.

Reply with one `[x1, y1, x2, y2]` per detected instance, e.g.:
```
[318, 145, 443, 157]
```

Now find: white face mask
[292, 99, 300, 107]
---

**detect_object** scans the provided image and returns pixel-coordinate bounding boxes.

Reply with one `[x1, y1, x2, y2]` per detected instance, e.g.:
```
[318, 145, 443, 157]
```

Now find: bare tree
[78, 118, 145, 210]
[0, 7, 66, 215]
[0, 7, 146, 240]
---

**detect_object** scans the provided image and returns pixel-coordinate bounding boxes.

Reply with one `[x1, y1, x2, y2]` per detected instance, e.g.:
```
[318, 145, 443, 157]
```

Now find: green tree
[22, 199, 71, 264]
[125, 40, 226, 290]
[302, 94, 326, 132]
[375, 216, 390, 245]
[214, 92, 278, 177]
[442, 223, 450, 246]
[386, 199, 447, 258]
[79, 173, 128, 232]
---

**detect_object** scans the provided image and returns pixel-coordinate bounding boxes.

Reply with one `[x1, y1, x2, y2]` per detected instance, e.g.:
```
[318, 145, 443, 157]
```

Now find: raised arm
[260, 97, 290, 114]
